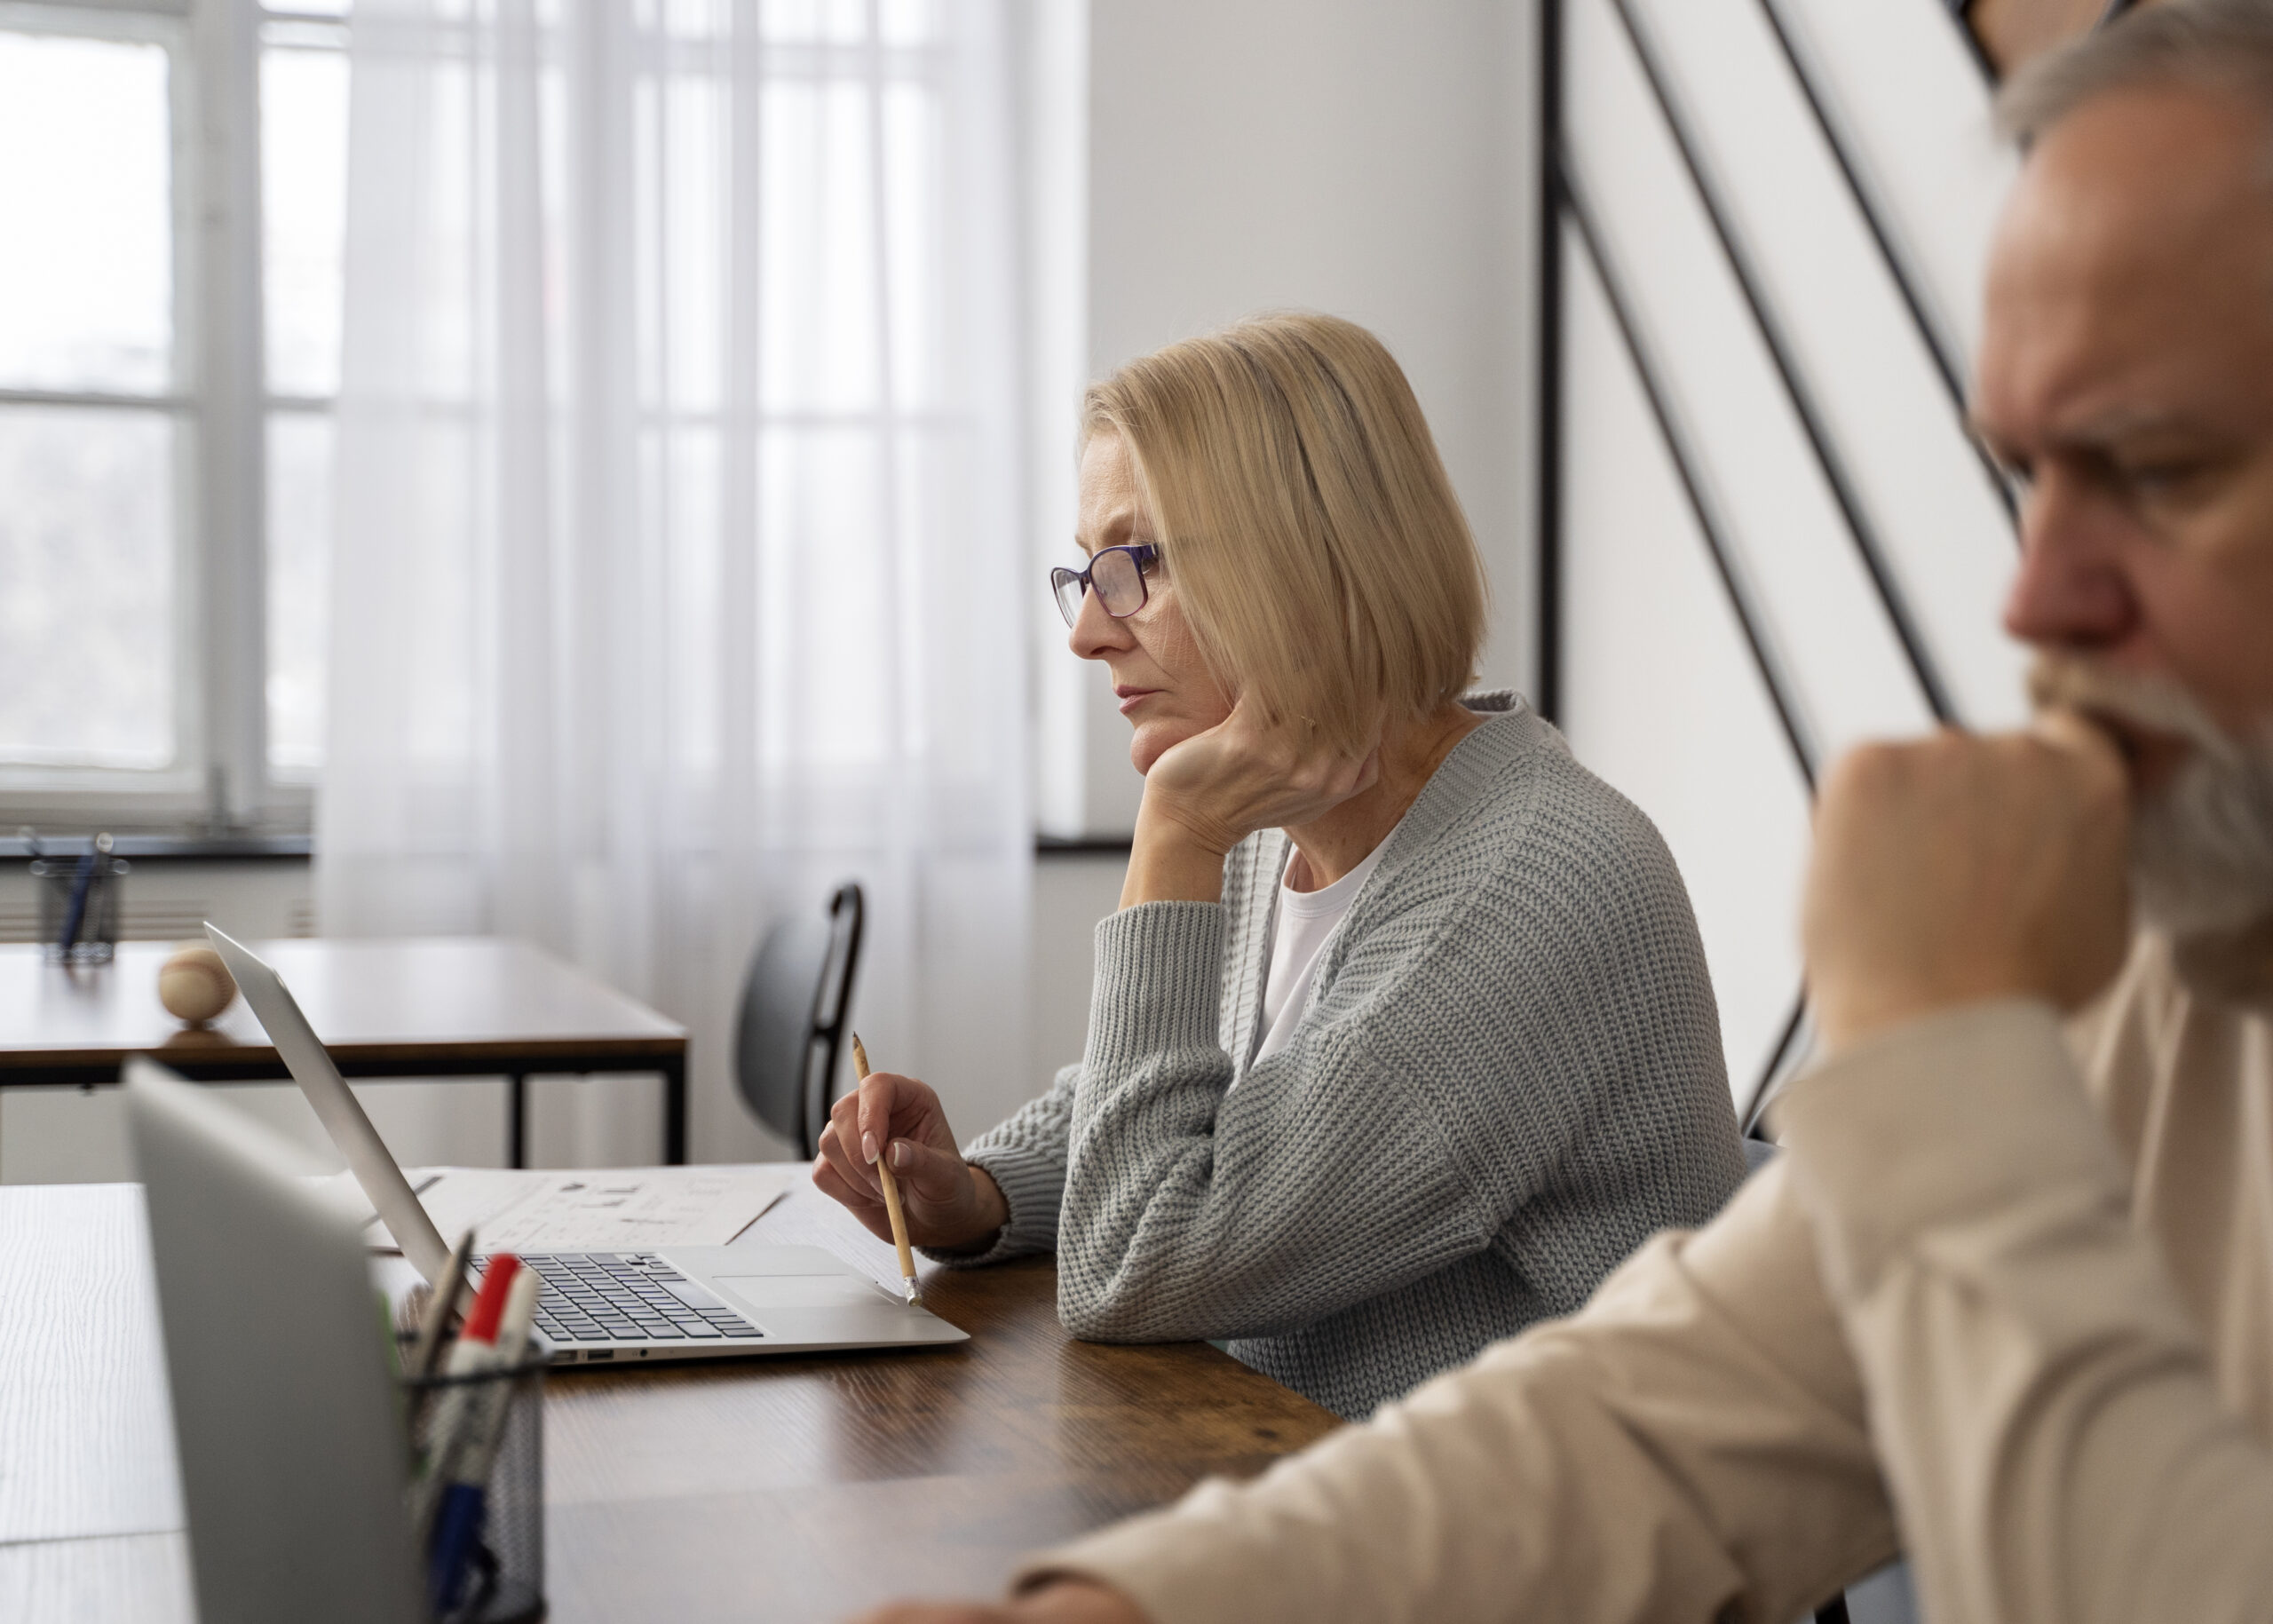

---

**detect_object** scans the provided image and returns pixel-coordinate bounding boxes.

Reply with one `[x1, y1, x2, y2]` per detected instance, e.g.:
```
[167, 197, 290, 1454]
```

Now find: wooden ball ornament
[158, 945, 237, 1027]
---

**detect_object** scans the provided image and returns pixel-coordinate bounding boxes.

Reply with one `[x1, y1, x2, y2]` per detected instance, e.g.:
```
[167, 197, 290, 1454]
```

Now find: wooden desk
[0, 1180, 1340, 1623]
[0, 939, 690, 1165]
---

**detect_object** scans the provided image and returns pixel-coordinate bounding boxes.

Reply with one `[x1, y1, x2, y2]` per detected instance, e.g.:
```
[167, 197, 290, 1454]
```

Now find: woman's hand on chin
[812, 1069, 1009, 1252]
[1122, 699, 1382, 907]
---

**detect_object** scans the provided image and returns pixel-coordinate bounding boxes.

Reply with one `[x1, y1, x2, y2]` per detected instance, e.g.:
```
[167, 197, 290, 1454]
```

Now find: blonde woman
[814, 313, 1745, 1420]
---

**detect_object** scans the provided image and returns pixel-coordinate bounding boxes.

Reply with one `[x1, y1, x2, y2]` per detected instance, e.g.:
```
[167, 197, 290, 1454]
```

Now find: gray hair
[1999, 0, 2273, 147]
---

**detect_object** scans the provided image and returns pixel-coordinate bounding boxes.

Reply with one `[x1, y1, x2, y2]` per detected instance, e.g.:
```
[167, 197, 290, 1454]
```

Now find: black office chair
[733, 882, 864, 1159]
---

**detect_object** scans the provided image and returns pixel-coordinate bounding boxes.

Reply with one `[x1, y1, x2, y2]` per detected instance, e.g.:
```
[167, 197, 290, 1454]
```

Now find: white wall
[1041, 0, 1540, 837]
[1024, 852, 1125, 1083]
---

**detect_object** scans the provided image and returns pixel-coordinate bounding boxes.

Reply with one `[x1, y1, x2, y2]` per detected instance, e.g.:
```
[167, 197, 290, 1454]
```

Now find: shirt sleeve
[1772, 1000, 2273, 1624]
[1018, 1161, 1897, 1624]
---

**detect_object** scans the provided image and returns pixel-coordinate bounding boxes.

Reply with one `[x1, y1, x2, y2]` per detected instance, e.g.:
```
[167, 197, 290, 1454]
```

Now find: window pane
[0, 33, 173, 394]
[263, 44, 350, 397]
[267, 412, 334, 777]
[0, 407, 176, 768]
[762, 0, 867, 43]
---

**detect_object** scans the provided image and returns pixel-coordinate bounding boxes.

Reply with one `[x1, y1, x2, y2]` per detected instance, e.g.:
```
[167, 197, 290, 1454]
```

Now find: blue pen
[56, 834, 107, 952]
[426, 1480, 489, 1614]
[424, 1268, 540, 1612]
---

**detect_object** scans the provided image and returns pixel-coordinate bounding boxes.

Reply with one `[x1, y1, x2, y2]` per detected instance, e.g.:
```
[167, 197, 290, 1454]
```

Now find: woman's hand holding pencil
[812, 1043, 1009, 1260]
[850, 1035, 924, 1303]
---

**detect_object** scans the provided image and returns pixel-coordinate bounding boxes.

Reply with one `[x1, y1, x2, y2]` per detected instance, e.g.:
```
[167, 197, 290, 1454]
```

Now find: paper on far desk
[349, 1165, 803, 1255]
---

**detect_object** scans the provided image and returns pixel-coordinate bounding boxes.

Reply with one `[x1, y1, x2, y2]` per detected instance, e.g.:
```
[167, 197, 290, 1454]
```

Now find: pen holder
[30, 850, 128, 963]
[399, 1343, 547, 1624]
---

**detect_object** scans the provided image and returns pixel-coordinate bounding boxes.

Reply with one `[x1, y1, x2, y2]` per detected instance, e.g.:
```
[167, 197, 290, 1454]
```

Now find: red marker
[427, 1267, 540, 1612]
[455, 1255, 521, 1349]
[410, 1254, 524, 1539]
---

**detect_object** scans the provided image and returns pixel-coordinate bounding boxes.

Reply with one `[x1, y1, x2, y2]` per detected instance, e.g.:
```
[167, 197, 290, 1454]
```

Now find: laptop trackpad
[716, 1275, 896, 1311]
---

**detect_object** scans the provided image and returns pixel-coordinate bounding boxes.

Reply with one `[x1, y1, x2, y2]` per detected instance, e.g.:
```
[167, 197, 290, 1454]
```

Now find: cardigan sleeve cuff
[932, 905, 1225, 1271]
[926, 1140, 1067, 1267]
[1769, 997, 2126, 1303]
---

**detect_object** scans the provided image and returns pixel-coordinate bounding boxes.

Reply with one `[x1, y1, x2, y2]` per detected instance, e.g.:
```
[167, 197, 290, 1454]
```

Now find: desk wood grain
[0, 1533, 193, 1624]
[2, 1180, 1340, 1623]
[0, 1186, 181, 1546]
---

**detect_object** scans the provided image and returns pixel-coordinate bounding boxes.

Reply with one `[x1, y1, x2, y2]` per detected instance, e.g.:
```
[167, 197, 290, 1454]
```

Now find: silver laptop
[127, 1058, 424, 1624]
[204, 923, 968, 1366]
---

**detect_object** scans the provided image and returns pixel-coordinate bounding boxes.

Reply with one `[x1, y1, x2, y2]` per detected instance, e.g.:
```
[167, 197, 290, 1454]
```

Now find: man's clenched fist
[1802, 712, 2134, 1052]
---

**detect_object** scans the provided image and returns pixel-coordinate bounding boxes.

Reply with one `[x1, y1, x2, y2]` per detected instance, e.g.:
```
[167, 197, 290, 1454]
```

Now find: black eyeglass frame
[1049, 543, 1160, 629]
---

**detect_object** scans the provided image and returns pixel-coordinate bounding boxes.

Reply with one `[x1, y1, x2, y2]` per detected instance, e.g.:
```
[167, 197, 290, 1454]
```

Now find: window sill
[1034, 834, 1132, 858]
[6, 834, 1121, 864]
[1, 833, 311, 863]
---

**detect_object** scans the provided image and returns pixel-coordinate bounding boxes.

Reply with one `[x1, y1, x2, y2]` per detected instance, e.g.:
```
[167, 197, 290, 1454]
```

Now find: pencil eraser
[158, 945, 237, 1026]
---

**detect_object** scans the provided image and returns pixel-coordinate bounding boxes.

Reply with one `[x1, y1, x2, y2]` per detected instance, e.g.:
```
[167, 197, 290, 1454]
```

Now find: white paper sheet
[344, 1164, 804, 1255]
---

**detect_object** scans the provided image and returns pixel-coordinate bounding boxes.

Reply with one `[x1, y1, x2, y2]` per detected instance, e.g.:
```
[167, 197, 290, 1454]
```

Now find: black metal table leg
[508, 1072, 527, 1168]
[661, 1054, 687, 1164]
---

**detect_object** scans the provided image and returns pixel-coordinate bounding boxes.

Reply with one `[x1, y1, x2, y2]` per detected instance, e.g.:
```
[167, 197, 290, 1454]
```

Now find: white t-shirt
[1252, 839, 1390, 1065]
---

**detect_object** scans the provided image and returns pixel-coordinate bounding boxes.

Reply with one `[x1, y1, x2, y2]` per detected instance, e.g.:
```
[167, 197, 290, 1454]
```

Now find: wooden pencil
[850, 1033, 920, 1304]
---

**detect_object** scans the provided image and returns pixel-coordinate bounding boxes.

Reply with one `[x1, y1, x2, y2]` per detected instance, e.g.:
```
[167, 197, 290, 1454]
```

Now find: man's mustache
[2026, 654, 2243, 771]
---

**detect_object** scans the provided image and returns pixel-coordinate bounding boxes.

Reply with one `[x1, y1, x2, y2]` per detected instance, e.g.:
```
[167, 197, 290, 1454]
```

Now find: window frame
[0, 0, 315, 837]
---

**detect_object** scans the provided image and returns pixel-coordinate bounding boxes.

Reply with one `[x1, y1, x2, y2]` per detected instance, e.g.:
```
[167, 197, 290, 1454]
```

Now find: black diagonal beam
[1561, 170, 1821, 1113]
[1608, 0, 1962, 727]
[1948, 0, 2001, 87]
[1743, 990, 1810, 1137]
[1559, 166, 1820, 789]
[1754, 0, 2019, 525]
[1536, 0, 1567, 726]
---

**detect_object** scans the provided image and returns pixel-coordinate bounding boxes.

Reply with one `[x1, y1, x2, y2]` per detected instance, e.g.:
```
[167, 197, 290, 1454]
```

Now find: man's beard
[2031, 654, 2273, 939]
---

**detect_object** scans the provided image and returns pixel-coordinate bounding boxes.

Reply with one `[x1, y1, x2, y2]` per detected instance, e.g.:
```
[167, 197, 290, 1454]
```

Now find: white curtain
[321, 0, 1032, 1164]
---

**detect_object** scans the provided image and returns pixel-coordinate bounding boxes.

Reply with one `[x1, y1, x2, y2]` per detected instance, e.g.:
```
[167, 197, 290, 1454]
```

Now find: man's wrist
[1815, 974, 2058, 1056]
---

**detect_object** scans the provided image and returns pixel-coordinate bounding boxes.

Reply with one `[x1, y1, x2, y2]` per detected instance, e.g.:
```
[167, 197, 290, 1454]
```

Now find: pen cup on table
[398, 1335, 547, 1624]
[30, 839, 128, 963]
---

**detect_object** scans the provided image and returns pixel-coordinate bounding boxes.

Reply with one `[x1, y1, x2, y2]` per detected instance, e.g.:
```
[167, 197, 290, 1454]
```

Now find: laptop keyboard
[475, 1252, 763, 1345]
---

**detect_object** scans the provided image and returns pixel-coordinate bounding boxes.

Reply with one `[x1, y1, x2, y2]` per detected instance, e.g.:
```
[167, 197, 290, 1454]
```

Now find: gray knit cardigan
[946, 692, 1746, 1420]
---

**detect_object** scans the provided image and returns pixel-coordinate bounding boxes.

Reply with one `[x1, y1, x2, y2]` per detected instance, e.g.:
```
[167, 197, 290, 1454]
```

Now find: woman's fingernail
[862, 1132, 879, 1164]
[891, 1141, 912, 1169]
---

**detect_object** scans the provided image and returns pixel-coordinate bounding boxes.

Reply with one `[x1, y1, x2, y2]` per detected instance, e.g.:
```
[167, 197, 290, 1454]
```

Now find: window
[261, 5, 348, 782]
[0, 0, 348, 832]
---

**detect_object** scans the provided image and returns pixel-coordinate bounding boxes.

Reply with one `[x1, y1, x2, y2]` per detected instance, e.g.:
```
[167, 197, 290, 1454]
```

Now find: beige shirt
[1023, 933, 2273, 1624]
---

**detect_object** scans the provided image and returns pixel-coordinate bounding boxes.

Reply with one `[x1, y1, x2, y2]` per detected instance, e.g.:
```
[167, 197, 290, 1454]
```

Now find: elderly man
[859, 4, 2273, 1620]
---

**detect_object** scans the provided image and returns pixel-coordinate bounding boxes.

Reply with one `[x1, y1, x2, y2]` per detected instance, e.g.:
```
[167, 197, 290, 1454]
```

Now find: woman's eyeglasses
[1049, 543, 1160, 629]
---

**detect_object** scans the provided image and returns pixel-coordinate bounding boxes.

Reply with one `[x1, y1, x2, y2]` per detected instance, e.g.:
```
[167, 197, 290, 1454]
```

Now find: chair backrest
[733, 882, 864, 1158]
